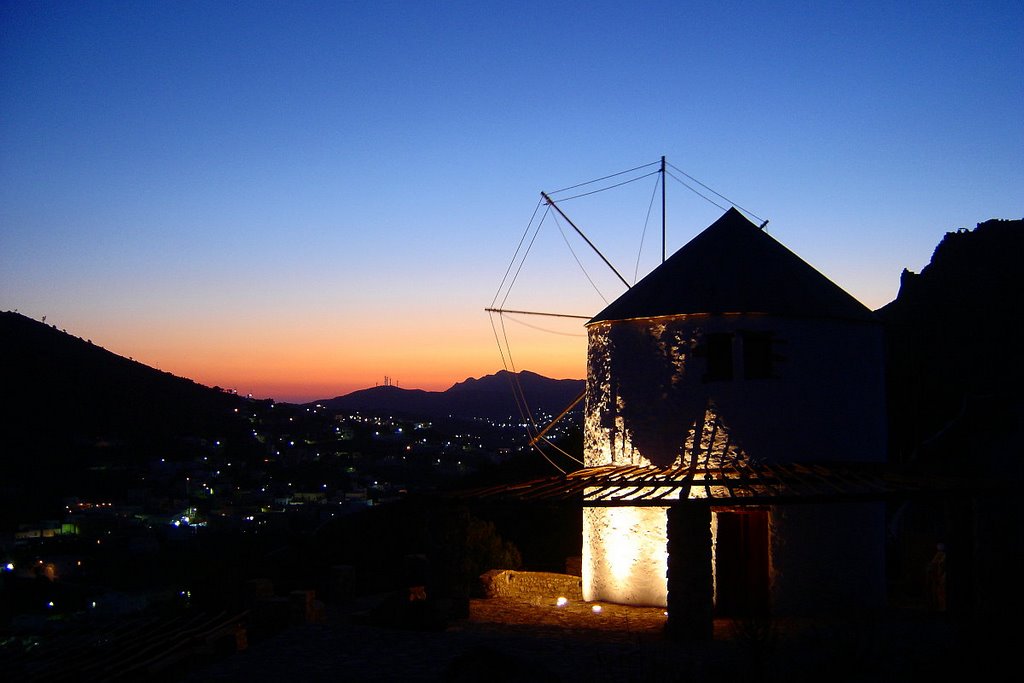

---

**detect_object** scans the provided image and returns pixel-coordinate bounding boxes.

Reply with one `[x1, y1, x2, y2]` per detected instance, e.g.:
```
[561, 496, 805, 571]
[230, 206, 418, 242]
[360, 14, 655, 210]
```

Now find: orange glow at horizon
[87, 309, 587, 403]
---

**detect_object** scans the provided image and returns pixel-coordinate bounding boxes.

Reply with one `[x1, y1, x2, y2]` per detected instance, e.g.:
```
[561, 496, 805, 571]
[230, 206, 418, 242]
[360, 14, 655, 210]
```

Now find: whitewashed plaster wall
[582, 313, 886, 608]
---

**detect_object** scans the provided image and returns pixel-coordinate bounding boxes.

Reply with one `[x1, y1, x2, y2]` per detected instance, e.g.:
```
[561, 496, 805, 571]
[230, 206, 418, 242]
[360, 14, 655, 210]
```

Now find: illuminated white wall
[581, 312, 886, 609]
[583, 506, 669, 606]
[584, 316, 886, 468]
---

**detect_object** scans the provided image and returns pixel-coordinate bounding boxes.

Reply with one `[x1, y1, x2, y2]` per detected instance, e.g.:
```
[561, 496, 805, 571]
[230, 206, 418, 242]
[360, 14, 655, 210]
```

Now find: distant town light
[592, 605, 602, 613]
[556, 597, 568, 607]
[47, 601, 54, 608]
[4, 563, 13, 571]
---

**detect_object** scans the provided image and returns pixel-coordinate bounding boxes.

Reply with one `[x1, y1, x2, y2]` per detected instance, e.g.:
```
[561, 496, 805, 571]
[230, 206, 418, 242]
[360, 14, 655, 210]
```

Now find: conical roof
[589, 208, 875, 324]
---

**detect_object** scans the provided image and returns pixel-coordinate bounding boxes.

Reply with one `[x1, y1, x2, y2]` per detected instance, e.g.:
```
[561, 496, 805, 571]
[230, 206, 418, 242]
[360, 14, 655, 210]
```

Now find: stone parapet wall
[479, 570, 583, 601]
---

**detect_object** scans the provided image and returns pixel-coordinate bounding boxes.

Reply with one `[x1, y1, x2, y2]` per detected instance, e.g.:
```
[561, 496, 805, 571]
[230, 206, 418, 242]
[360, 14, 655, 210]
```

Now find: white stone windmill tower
[581, 207, 887, 623]
[486, 165, 890, 639]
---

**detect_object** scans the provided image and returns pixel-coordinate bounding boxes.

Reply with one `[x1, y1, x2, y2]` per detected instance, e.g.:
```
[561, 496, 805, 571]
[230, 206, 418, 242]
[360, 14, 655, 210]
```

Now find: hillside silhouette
[877, 218, 1023, 619]
[0, 311, 243, 439]
[314, 370, 584, 420]
[0, 311, 246, 522]
[877, 218, 1024, 470]
[0, 312, 582, 524]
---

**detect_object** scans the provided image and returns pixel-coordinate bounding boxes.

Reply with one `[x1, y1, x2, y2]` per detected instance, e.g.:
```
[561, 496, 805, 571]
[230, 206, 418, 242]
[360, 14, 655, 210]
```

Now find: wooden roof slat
[452, 460, 965, 505]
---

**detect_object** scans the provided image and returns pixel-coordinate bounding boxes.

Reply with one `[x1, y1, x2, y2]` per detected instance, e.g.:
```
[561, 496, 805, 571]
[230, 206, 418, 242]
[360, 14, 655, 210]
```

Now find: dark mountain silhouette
[876, 218, 1023, 619]
[876, 218, 1024, 469]
[0, 311, 246, 521]
[0, 311, 243, 441]
[314, 370, 585, 420]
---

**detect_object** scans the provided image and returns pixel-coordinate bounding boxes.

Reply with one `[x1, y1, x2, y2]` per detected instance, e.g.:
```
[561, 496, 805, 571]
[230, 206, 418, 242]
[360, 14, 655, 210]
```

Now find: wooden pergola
[460, 461, 958, 507]
[455, 461, 968, 640]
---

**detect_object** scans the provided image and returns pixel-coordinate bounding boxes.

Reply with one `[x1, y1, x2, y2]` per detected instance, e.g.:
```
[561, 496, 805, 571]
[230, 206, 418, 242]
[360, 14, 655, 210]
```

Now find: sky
[2, 1, 1021, 403]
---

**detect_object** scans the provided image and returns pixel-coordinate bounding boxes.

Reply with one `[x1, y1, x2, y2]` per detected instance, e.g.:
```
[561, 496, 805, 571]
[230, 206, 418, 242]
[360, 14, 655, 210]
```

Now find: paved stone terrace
[182, 595, 981, 682]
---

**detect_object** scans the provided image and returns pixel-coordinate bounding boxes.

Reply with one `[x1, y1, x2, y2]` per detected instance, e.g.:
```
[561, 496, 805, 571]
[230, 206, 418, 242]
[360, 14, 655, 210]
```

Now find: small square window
[704, 333, 733, 381]
[742, 332, 773, 379]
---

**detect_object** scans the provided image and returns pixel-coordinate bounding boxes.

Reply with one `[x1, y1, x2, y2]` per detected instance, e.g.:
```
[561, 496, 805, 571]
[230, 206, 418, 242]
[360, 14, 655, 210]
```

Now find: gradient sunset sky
[2, 1, 1021, 403]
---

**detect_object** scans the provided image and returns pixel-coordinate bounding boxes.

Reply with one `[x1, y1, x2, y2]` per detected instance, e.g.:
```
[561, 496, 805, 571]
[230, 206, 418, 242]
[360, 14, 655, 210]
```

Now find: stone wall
[583, 506, 669, 606]
[769, 502, 886, 615]
[479, 570, 583, 601]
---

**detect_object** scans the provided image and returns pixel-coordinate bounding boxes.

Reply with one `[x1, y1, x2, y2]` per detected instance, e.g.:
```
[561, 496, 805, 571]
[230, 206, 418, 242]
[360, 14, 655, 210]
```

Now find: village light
[556, 597, 568, 607]
[4, 562, 13, 571]
[592, 605, 602, 613]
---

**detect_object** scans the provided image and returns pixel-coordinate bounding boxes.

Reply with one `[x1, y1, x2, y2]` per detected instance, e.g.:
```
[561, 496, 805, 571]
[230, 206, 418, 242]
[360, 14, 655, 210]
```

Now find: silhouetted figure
[926, 542, 947, 611]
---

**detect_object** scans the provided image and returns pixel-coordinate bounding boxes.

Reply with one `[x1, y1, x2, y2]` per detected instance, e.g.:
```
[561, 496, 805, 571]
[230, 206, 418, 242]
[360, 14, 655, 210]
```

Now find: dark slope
[877, 218, 1024, 620]
[1, 311, 242, 441]
[315, 370, 585, 420]
[0, 311, 245, 520]
[876, 218, 1024, 468]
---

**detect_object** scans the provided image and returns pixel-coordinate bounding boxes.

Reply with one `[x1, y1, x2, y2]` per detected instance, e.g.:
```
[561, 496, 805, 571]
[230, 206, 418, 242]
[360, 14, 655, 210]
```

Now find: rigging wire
[548, 160, 659, 195]
[666, 161, 766, 225]
[490, 157, 766, 475]
[487, 311, 513, 380]
[666, 170, 728, 213]
[531, 441, 569, 473]
[491, 198, 544, 309]
[539, 435, 585, 466]
[491, 309, 563, 473]
[491, 163, 662, 473]
[499, 205, 550, 310]
[550, 211, 610, 305]
[551, 169, 661, 203]
[634, 172, 662, 283]
[500, 313, 587, 337]
[489, 312, 534, 436]
[497, 312, 566, 474]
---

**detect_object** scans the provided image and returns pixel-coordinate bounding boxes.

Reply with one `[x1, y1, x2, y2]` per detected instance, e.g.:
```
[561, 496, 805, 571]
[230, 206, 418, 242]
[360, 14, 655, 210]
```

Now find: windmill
[487, 158, 887, 638]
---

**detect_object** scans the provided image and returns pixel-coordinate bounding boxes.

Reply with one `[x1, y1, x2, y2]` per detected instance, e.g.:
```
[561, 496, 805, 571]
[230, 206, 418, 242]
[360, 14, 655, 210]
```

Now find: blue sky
[2, 1, 1021, 401]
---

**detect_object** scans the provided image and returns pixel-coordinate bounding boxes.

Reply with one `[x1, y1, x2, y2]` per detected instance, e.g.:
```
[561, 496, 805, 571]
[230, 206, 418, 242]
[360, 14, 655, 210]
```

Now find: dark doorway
[714, 509, 770, 616]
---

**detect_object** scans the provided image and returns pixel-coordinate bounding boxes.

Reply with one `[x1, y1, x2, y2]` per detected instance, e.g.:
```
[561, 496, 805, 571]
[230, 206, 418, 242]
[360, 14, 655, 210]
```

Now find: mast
[541, 191, 631, 290]
[661, 155, 667, 263]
